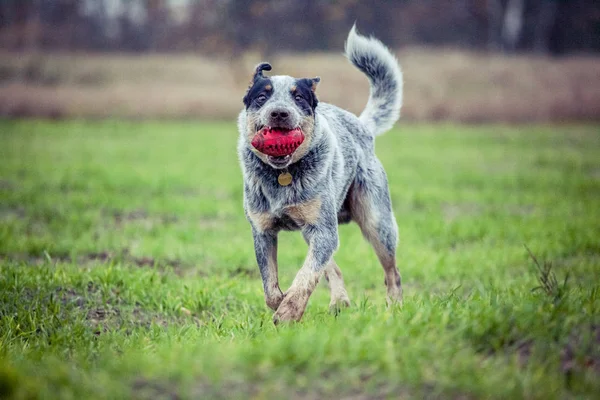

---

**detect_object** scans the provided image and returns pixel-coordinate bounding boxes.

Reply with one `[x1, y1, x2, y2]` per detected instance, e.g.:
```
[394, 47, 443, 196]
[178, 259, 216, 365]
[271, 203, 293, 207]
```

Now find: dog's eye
[256, 94, 267, 104]
[294, 94, 304, 102]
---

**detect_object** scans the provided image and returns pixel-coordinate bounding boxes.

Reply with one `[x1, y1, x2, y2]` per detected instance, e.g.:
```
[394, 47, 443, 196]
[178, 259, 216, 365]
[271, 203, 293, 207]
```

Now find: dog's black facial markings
[292, 78, 320, 115]
[244, 78, 274, 110]
[243, 62, 274, 109]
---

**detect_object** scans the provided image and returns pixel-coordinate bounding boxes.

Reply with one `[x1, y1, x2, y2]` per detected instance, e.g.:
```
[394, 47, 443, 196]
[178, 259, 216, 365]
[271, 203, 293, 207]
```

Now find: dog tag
[278, 172, 293, 186]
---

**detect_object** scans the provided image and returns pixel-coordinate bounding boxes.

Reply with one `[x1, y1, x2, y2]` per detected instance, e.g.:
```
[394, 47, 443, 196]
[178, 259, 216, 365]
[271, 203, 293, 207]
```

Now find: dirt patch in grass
[588, 168, 600, 181]
[0, 251, 190, 275]
[106, 209, 231, 230]
[87, 307, 120, 330]
[473, 328, 600, 382]
[102, 208, 229, 231]
[441, 202, 536, 222]
[132, 378, 181, 400]
[54, 285, 190, 335]
[0, 207, 26, 221]
[186, 379, 471, 400]
[108, 209, 179, 225]
[56, 286, 87, 308]
[0, 179, 16, 191]
[561, 325, 600, 376]
[82, 251, 185, 271]
[442, 202, 483, 222]
[20, 182, 228, 199]
[229, 266, 259, 278]
[505, 204, 536, 216]
[513, 326, 600, 376]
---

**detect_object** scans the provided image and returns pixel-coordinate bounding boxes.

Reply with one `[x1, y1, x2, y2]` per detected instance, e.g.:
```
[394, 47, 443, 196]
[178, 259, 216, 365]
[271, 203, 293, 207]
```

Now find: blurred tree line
[0, 0, 598, 55]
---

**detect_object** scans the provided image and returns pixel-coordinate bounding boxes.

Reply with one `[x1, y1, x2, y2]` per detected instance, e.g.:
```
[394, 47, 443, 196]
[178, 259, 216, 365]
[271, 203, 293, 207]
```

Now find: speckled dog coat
[237, 25, 404, 323]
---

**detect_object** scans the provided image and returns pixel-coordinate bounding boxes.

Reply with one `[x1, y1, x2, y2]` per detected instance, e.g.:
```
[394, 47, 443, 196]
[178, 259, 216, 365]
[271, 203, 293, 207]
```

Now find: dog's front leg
[273, 221, 338, 324]
[252, 229, 284, 311]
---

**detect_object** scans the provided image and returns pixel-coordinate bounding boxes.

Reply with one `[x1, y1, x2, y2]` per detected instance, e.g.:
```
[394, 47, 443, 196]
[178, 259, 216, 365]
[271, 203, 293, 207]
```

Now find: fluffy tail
[345, 25, 403, 136]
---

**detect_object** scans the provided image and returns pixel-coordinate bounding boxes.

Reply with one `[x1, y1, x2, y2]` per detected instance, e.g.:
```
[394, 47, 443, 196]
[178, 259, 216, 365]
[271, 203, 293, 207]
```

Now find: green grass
[1, 120, 599, 399]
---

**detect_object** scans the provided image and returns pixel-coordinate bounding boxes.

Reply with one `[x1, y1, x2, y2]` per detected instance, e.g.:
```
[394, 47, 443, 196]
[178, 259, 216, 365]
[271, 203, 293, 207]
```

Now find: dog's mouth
[251, 126, 305, 158]
[267, 154, 292, 167]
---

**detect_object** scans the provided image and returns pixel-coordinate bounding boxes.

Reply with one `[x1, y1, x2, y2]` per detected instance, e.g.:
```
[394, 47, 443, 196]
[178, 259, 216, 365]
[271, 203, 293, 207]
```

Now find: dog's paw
[265, 289, 284, 311]
[272, 290, 308, 324]
[328, 296, 351, 315]
[386, 286, 403, 307]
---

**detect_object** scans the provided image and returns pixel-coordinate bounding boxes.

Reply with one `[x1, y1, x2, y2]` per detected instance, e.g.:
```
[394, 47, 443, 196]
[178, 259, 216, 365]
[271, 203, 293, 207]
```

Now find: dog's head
[242, 62, 320, 169]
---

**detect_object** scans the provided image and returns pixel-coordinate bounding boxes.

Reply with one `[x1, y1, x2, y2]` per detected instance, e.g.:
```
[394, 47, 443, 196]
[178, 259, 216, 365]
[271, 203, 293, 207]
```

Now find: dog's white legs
[272, 246, 324, 324]
[324, 259, 351, 311]
[276, 270, 321, 323]
[273, 204, 339, 324]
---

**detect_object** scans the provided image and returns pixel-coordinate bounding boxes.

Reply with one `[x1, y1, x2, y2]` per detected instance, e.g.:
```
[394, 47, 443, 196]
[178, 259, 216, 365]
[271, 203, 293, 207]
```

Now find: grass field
[1, 120, 599, 399]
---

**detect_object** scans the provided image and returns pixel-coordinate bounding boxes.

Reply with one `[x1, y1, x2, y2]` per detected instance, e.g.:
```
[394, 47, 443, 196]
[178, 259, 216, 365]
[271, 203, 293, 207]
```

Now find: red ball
[251, 127, 305, 157]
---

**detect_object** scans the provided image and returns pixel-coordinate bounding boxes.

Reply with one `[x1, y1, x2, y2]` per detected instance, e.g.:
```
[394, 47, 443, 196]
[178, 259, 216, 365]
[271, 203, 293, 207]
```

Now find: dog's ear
[251, 62, 272, 83]
[296, 77, 320, 110]
[243, 63, 272, 107]
[308, 77, 320, 109]
[310, 77, 320, 92]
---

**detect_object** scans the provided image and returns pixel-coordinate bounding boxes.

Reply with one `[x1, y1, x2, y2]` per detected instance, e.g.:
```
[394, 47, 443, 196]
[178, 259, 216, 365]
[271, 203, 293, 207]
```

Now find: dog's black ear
[243, 63, 272, 107]
[297, 77, 320, 110]
[310, 77, 320, 92]
[309, 77, 320, 108]
[252, 62, 272, 83]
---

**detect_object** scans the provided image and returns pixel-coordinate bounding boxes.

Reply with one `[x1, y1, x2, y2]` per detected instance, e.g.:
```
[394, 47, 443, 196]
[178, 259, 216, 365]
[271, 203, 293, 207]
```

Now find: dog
[237, 25, 403, 323]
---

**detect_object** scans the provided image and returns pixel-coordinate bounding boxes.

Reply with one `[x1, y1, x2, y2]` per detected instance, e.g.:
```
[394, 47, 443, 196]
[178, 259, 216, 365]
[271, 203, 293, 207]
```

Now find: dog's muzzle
[251, 127, 305, 157]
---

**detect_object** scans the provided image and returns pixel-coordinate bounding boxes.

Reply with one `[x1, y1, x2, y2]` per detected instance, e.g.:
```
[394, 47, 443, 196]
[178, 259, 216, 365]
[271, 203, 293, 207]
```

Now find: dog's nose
[270, 109, 289, 119]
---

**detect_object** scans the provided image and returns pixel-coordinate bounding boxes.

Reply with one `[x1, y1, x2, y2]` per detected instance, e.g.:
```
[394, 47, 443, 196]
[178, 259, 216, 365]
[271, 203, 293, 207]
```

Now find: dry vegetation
[0, 48, 598, 122]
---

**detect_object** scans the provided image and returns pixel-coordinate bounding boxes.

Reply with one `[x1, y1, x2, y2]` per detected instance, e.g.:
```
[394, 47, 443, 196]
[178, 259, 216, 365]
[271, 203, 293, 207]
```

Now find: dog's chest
[270, 213, 302, 232]
[247, 194, 322, 232]
[272, 196, 322, 230]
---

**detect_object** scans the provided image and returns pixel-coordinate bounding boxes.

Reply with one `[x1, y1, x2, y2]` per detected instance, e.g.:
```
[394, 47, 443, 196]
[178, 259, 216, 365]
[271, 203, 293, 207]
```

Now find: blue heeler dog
[237, 26, 403, 323]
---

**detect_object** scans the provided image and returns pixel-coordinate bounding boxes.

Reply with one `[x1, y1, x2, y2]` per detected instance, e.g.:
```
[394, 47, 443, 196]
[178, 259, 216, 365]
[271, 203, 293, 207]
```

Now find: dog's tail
[345, 25, 403, 136]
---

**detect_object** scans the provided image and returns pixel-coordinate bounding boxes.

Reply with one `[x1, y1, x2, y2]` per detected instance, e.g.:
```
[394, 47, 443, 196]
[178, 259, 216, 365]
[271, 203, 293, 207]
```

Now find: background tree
[0, 0, 598, 55]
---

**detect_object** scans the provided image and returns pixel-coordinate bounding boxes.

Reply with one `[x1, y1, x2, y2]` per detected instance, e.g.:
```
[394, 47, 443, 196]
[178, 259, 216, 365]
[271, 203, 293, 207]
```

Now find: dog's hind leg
[324, 259, 351, 311]
[349, 163, 403, 305]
